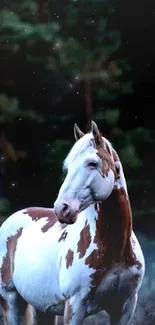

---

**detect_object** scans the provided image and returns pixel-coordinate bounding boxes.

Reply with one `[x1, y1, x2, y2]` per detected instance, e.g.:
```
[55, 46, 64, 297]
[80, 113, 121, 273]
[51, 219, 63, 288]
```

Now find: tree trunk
[38, 0, 49, 22]
[84, 79, 92, 132]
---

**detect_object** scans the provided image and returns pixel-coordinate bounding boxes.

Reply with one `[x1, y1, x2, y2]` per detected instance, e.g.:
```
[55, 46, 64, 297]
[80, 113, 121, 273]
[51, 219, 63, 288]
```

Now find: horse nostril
[59, 218, 66, 224]
[62, 203, 69, 212]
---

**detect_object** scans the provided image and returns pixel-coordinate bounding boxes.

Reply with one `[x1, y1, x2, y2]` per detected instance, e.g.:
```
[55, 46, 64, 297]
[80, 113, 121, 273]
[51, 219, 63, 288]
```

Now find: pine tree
[0, 0, 154, 219]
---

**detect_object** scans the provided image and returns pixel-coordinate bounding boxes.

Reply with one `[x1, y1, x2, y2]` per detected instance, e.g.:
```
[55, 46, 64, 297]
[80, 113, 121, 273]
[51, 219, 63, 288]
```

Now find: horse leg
[24, 304, 37, 325]
[1, 294, 62, 325]
[0, 288, 28, 325]
[110, 293, 137, 325]
[55, 315, 64, 325]
[64, 297, 86, 325]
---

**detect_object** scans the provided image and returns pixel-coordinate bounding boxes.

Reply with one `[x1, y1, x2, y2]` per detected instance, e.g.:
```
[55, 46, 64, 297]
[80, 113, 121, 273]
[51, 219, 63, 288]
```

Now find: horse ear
[91, 121, 102, 144]
[74, 123, 84, 141]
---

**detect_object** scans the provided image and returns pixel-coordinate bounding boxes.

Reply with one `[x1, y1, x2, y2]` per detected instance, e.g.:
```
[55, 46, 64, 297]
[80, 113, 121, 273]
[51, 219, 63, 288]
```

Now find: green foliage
[43, 140, 72, 165]
[0, 93, 45, 123]
[95, 108, 120, 125]
[94, 107, 143, 168]
[121, 80, 133, 95]
[42, 140, 73, 185]
[119, 144, 143, 169]
[0, 197, 12, 225]
[0, 0, 132, 101]
[0, 8, 60, 42]
[0, 0, 153, 222]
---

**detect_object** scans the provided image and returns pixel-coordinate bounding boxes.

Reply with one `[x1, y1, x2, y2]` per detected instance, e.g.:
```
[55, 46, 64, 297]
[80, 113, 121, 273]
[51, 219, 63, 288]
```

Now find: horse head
[54, 121, 123, 224]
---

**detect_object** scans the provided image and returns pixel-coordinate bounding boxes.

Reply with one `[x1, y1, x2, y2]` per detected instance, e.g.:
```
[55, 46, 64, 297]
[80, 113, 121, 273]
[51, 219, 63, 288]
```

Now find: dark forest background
[0, 0, 155, 323]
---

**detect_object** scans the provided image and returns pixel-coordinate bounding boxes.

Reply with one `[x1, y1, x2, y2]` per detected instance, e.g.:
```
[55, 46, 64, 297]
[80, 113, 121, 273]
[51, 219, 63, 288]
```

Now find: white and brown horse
[0, 121, 144, 325]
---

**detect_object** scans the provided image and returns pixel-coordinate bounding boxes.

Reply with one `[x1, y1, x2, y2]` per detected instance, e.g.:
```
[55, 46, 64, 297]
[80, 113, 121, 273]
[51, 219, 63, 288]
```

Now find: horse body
[10, 207, 96, 311]
[0, 203, 144, 324]
[0, 121, 145, 325]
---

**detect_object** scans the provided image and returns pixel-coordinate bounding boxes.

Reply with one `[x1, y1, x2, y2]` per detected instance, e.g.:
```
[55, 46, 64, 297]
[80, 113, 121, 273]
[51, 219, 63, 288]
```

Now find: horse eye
[88, 162, 97, 168]
[115, 162, 120, 175]
[116, 166, 120, 175]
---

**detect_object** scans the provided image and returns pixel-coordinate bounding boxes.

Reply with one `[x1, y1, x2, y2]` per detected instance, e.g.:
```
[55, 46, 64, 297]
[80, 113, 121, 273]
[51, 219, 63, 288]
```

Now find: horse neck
[93, 171, 133, 262]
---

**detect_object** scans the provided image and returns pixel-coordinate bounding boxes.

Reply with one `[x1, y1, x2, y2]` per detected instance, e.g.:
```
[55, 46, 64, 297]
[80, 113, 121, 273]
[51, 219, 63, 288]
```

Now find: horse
[53, 121, 145, 324]
[0, 121, 144, 325]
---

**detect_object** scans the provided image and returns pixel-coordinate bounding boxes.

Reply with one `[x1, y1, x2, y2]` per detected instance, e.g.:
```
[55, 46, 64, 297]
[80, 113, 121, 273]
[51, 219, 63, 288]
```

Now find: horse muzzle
[54, 199, 79, 224]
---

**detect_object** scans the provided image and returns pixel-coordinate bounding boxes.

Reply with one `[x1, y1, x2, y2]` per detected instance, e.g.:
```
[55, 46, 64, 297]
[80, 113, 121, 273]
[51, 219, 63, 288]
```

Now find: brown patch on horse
[1, 228, 23, 286]
[85, 187, 142, 290]
[77, 221, 91, 258]
[66, 249, 74, 268]
[58, 230, 68, 242]
[96, 139, 118, 180]
[41, 216, 57, 233]
[24, 207, 66, 233]
[24, 207, 56, 221]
